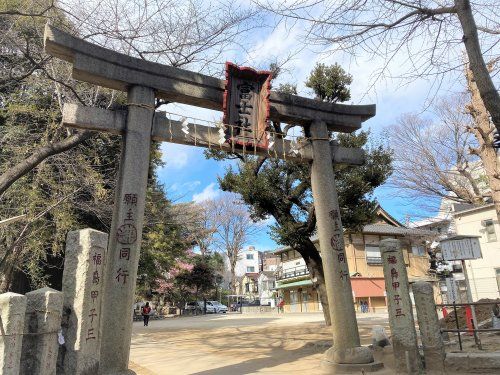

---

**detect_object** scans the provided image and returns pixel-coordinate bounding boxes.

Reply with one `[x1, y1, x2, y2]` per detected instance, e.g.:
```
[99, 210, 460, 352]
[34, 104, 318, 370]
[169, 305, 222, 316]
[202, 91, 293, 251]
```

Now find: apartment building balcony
[276, 265, 309, 281]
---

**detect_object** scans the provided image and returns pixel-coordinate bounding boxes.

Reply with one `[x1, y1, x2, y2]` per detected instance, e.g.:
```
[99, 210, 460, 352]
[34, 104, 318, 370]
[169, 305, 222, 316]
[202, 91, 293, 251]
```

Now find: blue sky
[156, 9, 464, 252]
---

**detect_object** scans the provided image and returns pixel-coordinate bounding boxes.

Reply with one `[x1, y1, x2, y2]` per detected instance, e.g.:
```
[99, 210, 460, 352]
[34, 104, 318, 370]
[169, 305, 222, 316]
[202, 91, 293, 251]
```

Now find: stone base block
[445, 352, 500, 373]
[324, 346, 374, 364]
[320, 360, 384, 374]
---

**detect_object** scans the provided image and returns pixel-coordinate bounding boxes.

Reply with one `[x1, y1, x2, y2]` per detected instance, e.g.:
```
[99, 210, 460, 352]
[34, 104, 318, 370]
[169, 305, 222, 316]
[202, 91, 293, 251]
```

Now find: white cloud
[170, 180, 201, 192]
[246, 22, 302, 66]
[192, 183, 221, 203]
[160, 143, 189, 169]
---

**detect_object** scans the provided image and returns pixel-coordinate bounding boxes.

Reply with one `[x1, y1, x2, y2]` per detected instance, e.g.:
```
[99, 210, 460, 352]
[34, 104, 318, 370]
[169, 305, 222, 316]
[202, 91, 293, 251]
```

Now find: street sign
[440, 235, 482, 261]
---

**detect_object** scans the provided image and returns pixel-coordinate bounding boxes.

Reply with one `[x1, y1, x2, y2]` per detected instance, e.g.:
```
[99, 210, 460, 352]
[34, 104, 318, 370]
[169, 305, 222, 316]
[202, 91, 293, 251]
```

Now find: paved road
[129, 312, 393, 375]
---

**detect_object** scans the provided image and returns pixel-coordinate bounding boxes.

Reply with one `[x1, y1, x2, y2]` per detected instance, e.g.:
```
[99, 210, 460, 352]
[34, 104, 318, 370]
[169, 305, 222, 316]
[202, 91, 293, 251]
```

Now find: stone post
[413, 281, 446, 374]
[309, 120, 378, 370]
[380, 239, 421, 374]
[0, 292, 27, 375]
[20, 287, 63, 375]
[59, 229, 108, 374]
[99, 85, 155, 374]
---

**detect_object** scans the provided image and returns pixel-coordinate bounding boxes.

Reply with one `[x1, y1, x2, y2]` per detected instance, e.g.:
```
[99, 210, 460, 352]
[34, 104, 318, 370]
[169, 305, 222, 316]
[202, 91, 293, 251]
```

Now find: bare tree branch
[256, 0, 500, 132]
[389, 96, 487, 208]
[203, 194, 261, 292]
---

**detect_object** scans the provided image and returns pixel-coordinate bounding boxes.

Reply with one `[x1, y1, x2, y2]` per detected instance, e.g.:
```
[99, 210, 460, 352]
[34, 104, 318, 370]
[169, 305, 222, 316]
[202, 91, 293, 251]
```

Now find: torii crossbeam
[44, 23, 381, 374]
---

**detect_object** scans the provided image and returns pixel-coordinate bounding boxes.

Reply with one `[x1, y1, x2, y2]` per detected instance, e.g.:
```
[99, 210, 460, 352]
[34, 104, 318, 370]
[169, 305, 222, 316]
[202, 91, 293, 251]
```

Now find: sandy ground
[129, 312, 396, 375]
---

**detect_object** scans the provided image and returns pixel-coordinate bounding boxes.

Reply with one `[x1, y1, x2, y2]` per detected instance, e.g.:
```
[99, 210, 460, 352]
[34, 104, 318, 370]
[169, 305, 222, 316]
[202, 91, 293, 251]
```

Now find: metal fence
[436, 301, 500, 351]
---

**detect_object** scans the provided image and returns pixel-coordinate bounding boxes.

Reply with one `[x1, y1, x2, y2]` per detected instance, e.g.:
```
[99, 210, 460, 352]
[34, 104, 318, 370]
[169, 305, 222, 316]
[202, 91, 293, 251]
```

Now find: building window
[245, 283, 250, 292]
[484, 219, 497, 242]
[247, 266, 255, 273]
[365, 244, 382, 265]
[246, 253, 254, 260]
[411, 245, 426, 256]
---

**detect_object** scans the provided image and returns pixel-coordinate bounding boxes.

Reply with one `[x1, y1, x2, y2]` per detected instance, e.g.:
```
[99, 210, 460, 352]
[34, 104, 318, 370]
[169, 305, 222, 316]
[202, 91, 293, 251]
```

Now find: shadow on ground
[130, 313, 396, 374]
[191, 344, 321, 375]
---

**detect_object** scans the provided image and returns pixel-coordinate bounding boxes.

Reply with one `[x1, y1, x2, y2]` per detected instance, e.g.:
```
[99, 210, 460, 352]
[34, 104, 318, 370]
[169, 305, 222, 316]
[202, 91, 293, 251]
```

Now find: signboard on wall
[440, 235, 482, 261]
[222, 62, 272, 150]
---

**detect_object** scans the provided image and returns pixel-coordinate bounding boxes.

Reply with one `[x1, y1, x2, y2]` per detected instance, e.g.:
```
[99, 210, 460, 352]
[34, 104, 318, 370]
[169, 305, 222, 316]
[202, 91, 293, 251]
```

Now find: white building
[413, 197, 500, 301]
[222, 246, 261, 289]
[258, 271, 276, 306]
[453, 204, 500, 300]
[223, 247, 280, 302]
[234, 246, 260, 276]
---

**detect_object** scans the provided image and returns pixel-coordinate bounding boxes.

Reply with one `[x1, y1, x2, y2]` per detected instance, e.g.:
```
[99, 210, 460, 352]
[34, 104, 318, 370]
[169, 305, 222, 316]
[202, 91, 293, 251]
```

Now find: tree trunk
[299, 241, 332, 326]
[311, 267, 332, 326]
[455, 0, 500, 134]
[0, 263, 14, 293]
[465, 67, 500, 223]
[0, 130, 92, 197]
[230, 262, 237, 294]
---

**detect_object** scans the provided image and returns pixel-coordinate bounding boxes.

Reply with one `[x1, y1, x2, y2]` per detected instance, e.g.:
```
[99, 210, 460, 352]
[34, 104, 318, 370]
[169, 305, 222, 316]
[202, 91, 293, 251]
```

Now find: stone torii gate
[44, 24, 382, 374]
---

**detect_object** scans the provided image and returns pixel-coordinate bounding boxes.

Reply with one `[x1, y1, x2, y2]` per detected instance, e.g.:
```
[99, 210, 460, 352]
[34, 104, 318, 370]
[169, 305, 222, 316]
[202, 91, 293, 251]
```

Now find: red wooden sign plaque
[222, 62, 272, 149]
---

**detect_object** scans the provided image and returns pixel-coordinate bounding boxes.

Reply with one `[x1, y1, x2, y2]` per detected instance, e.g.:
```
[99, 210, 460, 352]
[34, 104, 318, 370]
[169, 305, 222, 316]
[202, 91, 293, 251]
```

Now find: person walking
[277, 298, 285, 313]
[142, 302, 151, 326]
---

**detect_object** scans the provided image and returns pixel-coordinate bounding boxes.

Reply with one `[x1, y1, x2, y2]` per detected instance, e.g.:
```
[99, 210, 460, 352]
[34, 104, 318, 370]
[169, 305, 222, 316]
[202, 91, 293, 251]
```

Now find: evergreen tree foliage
[305, 63, 352, 103]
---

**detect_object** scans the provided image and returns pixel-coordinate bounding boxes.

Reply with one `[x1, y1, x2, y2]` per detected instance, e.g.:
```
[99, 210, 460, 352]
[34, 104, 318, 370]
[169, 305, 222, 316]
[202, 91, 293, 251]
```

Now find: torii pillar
[43, 23, 383, 374]
[310, 120, 382, 372]
[99, 86, 155, 374]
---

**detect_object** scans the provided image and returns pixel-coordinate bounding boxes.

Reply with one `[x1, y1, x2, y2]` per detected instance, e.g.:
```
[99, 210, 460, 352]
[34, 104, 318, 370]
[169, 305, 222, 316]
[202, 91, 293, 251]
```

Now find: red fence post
[465, 305, 474, 335]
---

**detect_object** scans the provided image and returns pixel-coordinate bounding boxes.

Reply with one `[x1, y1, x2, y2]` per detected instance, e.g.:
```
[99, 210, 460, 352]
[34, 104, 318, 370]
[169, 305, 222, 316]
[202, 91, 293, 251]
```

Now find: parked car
[209, 301, 228, 313]
[185, 301, 216, 313]
[185, 301, 198, 312]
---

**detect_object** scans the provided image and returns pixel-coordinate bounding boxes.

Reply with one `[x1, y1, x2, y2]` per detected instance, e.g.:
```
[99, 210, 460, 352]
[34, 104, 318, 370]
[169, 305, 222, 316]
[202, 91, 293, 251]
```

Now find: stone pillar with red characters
[380, 238, 422, 374]
[60, 229, 108, 374]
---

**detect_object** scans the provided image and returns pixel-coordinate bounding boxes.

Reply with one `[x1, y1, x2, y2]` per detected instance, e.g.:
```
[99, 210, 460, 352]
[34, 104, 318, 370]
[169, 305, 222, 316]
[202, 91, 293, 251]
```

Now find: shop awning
[276, 277, 387, 297]
[351, 278, 385, 298]
[275, 279, 312, 289]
